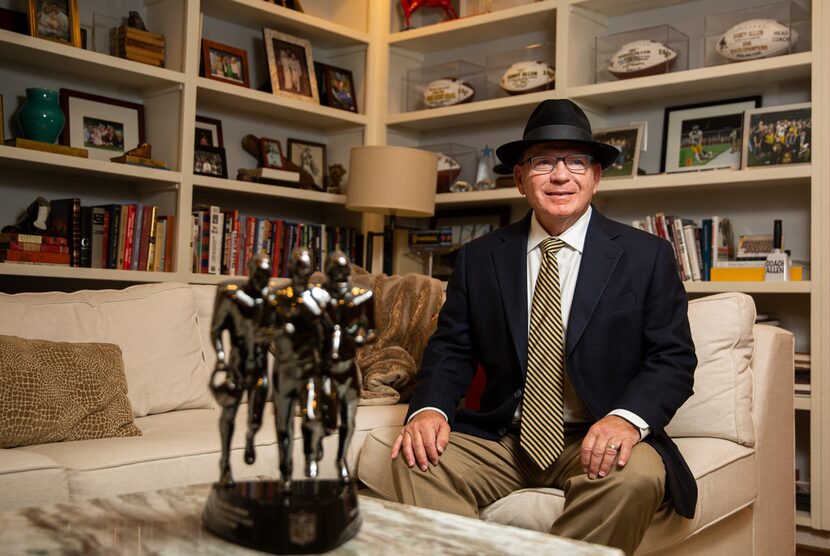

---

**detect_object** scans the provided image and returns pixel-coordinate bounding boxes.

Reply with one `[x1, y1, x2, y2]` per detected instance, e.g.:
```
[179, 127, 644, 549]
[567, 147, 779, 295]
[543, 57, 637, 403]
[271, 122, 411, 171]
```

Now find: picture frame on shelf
[59, 88, 145, 162]
[201, 39, 250, 88]
[263, 28, 319, 104]
[193, 145, 228, 179]
[195, 115, 224, 148]
[742, 102, 811, 168]
[260, 137, 285, 169]
[593, 124, 644, 179]
[661, 96, 760, 174]
[315, 62, 358, 113]
[287, 138, 326, 190]
[28, 0, 81, 48]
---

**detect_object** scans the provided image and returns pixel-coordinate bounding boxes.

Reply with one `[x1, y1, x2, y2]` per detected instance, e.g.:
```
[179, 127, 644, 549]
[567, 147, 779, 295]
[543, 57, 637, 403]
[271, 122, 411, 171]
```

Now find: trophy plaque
[202, 249, 373, 553]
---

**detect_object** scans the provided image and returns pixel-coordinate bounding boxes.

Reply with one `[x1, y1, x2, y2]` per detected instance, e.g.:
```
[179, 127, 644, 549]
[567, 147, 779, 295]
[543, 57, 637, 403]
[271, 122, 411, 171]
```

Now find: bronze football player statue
[208, 254, 276, 486]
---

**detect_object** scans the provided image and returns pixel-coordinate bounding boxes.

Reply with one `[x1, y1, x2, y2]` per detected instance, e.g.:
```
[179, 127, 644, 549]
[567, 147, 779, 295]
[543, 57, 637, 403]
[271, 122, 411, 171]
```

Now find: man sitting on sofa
[383, 99, 698, 555]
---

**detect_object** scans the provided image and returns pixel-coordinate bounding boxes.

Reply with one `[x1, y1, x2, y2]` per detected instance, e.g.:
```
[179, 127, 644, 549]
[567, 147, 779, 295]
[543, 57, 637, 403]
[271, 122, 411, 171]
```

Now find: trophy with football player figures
[202, 248, 373, 554]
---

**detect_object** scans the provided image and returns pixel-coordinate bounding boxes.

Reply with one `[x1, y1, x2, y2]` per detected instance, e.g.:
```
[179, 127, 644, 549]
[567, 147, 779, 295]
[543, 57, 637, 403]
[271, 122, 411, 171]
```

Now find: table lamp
[346, 145, 438, 274]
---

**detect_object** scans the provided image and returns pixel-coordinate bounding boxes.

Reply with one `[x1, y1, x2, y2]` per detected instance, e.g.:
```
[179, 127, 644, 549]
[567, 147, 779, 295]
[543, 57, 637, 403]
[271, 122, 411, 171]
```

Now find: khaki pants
[371, 424, 669, 555]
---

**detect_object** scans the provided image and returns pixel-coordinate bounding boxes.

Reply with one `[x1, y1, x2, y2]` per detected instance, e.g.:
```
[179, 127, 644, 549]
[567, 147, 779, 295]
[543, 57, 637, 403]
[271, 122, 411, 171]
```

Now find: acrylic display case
[704, 1, 810, 67]
[420, 143, 478, 193]
[486, 42, 555, 99]
[595, 25, 689, 83]
[406, 61, 486, 112]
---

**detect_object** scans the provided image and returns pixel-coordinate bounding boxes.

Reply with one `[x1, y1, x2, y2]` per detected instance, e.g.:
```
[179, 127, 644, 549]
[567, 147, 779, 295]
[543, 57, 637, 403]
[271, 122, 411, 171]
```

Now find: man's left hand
[580, 415, 640, 479]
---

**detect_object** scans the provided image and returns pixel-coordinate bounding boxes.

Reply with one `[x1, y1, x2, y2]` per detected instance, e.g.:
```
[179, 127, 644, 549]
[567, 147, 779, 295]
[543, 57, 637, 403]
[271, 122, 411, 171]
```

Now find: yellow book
[710, 266, 803, 281]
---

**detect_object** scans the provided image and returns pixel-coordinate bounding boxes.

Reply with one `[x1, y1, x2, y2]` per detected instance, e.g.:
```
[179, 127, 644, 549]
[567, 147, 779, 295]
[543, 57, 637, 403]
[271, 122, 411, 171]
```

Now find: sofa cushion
[665, 292, 756, 446]
[0, 449, 67, 510]
[0, 336, 141, 448]
[0, 283, 213, 417]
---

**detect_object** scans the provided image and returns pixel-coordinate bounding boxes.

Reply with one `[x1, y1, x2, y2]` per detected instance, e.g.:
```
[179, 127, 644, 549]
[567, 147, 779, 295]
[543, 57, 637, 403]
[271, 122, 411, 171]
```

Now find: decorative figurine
[208, 254, 276, 485]
[268, 248, 328, 483]
[203, 248, 369, 553]
[1, 196, 50, 234]
[127, 11, 147, 31]
[327, 163, 346, 194]
[474, 144, 497, 190]
[400, 0, 458, 30]
[320, 251, 374, 481]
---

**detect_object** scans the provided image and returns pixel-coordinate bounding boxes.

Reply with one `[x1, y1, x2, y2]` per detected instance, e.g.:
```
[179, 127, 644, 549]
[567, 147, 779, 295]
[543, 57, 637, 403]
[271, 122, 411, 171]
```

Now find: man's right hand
[390, 410, 450, 472]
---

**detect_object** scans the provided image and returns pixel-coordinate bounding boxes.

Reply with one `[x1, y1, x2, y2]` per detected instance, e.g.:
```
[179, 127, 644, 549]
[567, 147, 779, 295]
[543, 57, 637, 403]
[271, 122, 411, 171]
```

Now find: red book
[122, 205, 137, 270]
[1, 249, 70, 265]
[0, 241, 69, 253]
[101, 209, 110, 268]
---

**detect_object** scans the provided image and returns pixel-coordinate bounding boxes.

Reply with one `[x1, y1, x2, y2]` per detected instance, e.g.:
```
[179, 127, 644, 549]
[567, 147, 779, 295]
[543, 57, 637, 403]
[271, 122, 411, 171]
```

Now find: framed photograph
[287, 138, 326, 190]
[593, 124, 644, 179]
[263, 28, 319, 104]
[742, 102, 811, 168]
[28, 0, 80, 47]
[194, 145, 228, 179]
[315, 62, 358, 113]
[201, 39, 250, 88]
[195, 115, 224, 148]
[59, 88, 145, 161]
[661, 96, 760, 174]
[259, 137, 285, 169]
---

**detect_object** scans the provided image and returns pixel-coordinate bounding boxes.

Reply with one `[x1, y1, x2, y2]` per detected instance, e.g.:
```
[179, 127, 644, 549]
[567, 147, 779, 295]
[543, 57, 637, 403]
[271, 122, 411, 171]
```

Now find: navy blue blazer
[407, 208, 698, 518]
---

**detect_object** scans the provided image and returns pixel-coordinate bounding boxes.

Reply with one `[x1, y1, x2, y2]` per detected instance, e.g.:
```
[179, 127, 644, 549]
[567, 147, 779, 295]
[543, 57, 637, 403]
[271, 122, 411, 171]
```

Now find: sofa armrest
[749, 324, 794, 555]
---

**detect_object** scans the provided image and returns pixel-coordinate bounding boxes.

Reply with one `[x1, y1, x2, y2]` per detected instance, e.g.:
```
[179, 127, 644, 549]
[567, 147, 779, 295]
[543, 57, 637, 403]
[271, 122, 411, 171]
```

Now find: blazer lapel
[493, 212, 532, 373]
[566, 210, 623, 358]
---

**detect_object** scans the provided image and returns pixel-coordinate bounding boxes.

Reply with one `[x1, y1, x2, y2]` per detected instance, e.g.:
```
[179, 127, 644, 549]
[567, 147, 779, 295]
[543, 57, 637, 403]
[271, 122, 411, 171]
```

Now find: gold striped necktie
[521, 236, 566, 469]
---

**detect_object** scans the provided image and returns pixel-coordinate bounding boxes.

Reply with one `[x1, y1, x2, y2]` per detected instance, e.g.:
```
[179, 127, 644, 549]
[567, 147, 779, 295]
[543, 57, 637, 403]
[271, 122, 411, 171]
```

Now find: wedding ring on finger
[607, 443, 617, 452]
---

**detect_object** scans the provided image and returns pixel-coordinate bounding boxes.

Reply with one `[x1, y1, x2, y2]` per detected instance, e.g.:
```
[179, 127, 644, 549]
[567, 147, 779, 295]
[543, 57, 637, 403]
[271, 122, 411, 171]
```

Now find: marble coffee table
[0, 483, 622, 555]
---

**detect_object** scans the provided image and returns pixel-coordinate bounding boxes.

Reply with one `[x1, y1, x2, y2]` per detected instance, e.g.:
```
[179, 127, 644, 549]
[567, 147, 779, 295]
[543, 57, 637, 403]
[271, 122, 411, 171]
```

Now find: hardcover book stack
[191, 205, 363, 277]
[0, 232, 69, 266]
[110, 25, 165, 67]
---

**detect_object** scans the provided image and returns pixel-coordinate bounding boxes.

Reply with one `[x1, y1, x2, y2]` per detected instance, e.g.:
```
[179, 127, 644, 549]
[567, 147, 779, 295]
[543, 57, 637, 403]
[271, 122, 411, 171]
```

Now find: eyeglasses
[521, 154, 594, 175]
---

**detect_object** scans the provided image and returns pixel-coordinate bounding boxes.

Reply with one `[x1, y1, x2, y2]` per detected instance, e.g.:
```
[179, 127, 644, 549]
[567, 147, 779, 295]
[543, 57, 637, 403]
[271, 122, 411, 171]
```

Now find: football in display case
[705, 1, 810, 67]
[487, 42, 555, 98]
[420, 143, 478, 193]
[406, 61, 485, 111]
[596, 25, 688, 83]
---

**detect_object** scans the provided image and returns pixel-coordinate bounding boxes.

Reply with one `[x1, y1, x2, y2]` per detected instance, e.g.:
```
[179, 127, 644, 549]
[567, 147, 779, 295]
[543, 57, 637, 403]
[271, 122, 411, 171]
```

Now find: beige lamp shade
[346, 145, 438, 217]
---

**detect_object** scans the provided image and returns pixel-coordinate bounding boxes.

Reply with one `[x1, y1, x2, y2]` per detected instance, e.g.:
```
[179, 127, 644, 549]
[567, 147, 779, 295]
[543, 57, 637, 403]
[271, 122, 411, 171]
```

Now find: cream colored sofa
[0, 282, 395, 511]
[0, 284, 795, 556]
[356, 292, 796, 556]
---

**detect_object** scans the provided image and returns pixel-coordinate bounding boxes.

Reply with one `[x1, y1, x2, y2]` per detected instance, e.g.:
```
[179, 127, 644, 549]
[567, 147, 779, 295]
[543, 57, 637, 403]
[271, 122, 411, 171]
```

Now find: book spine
[91, 207, 106, 269]
[144, 206, 158, 271]
[683, 224, 702, 281]
[105, 206, 119, 269]
[673, 218, 692, 281]
[209, 208, 223, 275]
[191, 213, 200, 273]
[164, 214, 175, 273]
[701, 218, 712, 281]
[122, 205, 137, 270]
[153, 217, 165, 272]
[131, 205, 144, 271]
[200, 212, 211, 274]
[0, 249, 70, 264]
[243, 217, 256, 275]
[0, 242, 69, 253]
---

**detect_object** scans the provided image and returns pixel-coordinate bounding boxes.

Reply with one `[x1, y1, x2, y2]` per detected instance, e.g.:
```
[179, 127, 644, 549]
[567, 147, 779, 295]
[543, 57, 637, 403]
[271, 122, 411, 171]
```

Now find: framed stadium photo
[661, 96, 760, 174]
[593, 124, 644, 179]
[742, 102, 811, 169]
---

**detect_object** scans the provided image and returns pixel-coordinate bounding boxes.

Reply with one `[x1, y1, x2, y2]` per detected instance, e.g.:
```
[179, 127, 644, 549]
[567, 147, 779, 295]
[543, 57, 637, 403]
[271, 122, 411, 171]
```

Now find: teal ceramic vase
[18, 88, 65, 144]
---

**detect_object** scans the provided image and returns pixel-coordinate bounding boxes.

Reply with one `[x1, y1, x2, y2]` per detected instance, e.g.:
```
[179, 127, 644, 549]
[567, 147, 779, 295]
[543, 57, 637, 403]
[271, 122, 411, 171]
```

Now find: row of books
[795, 351, 810, 397]
[191, 205, 363, 277]
[0, 199, 174, 271]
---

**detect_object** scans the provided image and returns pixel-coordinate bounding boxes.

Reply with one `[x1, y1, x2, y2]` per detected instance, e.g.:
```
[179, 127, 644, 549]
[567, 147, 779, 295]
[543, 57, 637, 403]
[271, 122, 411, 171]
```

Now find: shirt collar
[527, 205, 592, 254]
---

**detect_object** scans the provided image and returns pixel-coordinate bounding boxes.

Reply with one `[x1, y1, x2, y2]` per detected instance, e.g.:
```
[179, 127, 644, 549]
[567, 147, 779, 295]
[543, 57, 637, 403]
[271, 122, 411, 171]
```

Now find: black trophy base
[202, 479, 361, 554]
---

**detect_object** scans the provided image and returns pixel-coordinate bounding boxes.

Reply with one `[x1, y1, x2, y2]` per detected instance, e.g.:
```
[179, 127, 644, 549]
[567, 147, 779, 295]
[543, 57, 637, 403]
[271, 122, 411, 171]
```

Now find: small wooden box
[110, 25, 165, 67]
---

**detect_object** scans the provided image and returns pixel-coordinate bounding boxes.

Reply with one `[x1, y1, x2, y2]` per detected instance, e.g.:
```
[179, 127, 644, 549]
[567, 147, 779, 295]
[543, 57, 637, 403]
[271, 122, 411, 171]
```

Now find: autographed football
[422, 78, 475, 108]
[607, 40, 677, 79]
[499, 60, 555, 94]
[435, 152, 462, 192]
[717, 18, 798, 61]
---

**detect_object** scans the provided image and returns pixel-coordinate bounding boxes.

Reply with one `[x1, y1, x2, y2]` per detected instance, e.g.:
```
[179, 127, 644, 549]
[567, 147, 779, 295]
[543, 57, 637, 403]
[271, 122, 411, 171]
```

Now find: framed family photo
[315, 62, 358, 112]
[59, 88, 145, 161]
[29, 0, 81, 47]
[742, 102, 811, 168]
[263, 28, 319, 104]
[287, 138, 325, 190]
[259, 137, 285, 169]
[593, 124, 644, 179]
[195, 115, 224, 148]
[194, 145, 228, 179]
[201, 39, 250, 88]
[661, 96, 760, 173]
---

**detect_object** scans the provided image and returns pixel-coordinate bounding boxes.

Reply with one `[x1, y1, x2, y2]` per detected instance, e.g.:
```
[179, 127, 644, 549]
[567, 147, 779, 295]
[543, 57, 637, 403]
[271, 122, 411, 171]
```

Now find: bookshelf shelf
[684, 281, 811, 294]
[196, 78, 367, 130]
[0, 263, 178, 282]
[0, 146, 183, 186]
[797, 510, 812, 527]
[795, 396, 811, 411]
[0, 30, 185, 93]
[388, 1, 557, 53]
[192, 175, 346, 205]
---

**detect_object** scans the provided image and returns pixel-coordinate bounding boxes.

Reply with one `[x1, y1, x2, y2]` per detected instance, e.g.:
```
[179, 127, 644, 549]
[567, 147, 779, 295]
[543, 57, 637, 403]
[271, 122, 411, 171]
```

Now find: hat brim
[496, 139, 621, 170]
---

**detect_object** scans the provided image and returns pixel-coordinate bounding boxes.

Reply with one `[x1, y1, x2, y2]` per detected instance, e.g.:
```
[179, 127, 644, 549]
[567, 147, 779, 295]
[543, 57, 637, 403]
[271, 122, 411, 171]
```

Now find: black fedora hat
[496, 99, 620, 170]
